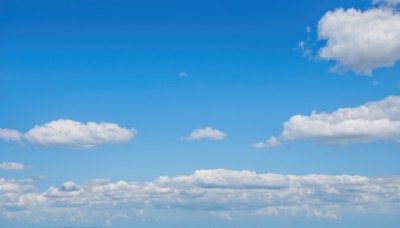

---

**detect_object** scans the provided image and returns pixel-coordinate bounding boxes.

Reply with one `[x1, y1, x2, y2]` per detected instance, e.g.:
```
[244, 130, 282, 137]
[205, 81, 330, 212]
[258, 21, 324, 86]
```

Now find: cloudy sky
[1, 0, 400, 227]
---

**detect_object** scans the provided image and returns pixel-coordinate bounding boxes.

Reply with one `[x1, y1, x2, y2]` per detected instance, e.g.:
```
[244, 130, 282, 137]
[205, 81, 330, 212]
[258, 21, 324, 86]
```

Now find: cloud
[179, 72, 189, 77]
[184, 127, 226, 141]
[210, 211, 232, 221]
[0, 119, 136, 148]
[0, 129, 22, 142]
[372, 0, 400, 6]
[0, 162, 31, 170]
[1, 169, 399, 223]
[317, 7, 400, 75]
[253, 136, 281, 149]
[298, 41, 312, 57]
[261, 96, 400, 145]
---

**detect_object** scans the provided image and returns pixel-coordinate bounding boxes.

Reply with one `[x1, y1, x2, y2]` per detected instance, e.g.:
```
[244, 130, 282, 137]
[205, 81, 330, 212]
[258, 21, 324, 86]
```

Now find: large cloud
[1, 169, 399, 223]
[184, 127, 226, 141]
[317, 7, 400, 75]
[255, 96, 400, 146]
[0, 119, 136, 148]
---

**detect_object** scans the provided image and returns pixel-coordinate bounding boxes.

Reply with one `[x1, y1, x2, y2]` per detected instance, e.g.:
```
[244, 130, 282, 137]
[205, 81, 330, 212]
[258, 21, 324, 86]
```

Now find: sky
[0, 0, 400, 227]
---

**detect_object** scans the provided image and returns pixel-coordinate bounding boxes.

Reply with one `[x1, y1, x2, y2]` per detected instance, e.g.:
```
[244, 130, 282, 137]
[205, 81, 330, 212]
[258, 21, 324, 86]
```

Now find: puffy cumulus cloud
[262, 96, 400, 145]
[184, 127, 226, 141]
[253, 136, 281, 149]
[0, 119, 136, 148]
[1, 169, 400, 223]
[318, 7, 400, 75]
[0, 162, 31, 170]
[0, 129, 22, 142]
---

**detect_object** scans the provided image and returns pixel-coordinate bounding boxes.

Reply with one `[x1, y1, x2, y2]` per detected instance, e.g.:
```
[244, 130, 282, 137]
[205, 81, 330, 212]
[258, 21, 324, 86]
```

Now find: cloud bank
[317, 7, 400, 75]
[0, 119, 136, 148]
[1, 169, 399, 223]
[256, 96, 400, 146]
[184, 127, 226, 141]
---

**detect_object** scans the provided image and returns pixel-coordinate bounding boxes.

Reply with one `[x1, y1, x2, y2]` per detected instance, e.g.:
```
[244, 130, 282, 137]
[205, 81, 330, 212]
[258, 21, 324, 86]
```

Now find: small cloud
[0, 129, 22, 142]
[372, 80, 379, 86]
[297, 41, 312, 57]
[210, 211, 232, 221]
[253, 136, 281, 149]
[179, 72, 189, 78]
[184, 127, 226, 141]
[306, 26, 311, 33]
[0, 162, 31, 170]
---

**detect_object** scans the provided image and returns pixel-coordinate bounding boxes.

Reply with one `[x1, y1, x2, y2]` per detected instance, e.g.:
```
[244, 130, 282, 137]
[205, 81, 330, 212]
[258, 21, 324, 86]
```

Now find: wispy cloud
[184, 127, 226, 141]
[179, 72, 189, 77]
[372, 0, 400, 6]
[0, 162, 31, 170]
[0, 119, 137, 148]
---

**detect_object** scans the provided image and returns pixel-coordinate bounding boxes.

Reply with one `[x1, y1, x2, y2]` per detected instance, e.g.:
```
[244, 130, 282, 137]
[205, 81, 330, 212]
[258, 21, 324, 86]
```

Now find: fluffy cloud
[1, 169, 399, 223]
[318, 7, 400, 75]
[259, 96, 400, 145]
[0, 129, 22, 142]
[0, 119, 136, 148]
[0, 162, 31, 170]
[253, 136, 281, 148]
[184, 127, 226, 141]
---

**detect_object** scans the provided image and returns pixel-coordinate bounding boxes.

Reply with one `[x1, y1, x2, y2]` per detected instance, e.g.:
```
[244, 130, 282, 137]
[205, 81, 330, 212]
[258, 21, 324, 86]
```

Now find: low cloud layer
[256, 96, 400, 146]
[0, 169, 399, 223]
[317, 7, 400, 75]
[184, 127, 226, 141]
[0, 162, 30, 170]
[0, 119, 136, 148]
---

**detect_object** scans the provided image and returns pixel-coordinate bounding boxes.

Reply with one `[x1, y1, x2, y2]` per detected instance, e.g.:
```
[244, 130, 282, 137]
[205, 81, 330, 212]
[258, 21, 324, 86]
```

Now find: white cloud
[0, 162, 31, 170]
[1, 169, 399, 223]
[179, 72, 189, 77]
[0, 119, 137, 148]
[298, 41, 312, 57]
[184, 127, 226, 141]
[263, 96, 400, 145]
[318, 7, 400, 75]
[210, 211, 232, 221]
[0, 129, 22, 142]
[372, 0, 400, 6]
[253, 136, 280, 149]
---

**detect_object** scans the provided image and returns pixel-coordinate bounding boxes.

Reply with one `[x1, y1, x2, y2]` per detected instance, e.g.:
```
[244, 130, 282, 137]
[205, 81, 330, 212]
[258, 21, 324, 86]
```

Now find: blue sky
[1, 0, 400, 227]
